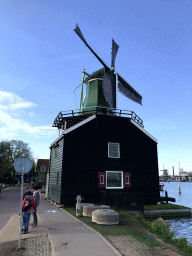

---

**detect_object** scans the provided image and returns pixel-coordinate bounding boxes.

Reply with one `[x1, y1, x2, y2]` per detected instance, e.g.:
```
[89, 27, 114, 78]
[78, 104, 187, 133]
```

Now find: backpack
[23, 199, 32, 212]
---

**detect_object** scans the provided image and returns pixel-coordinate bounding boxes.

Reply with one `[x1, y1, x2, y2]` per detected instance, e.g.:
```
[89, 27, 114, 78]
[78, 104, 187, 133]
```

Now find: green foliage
[0, 139, 34, 184]
[134, 215, 175, 240]
[134, 214, 192, 255]
[151, 219, 174, 240]
[171, 237, 192, 255]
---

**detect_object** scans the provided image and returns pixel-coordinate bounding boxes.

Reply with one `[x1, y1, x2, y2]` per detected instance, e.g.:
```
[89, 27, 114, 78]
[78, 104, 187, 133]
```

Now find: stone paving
[106, 235, 152, 256]
[23, 235, 51, 256]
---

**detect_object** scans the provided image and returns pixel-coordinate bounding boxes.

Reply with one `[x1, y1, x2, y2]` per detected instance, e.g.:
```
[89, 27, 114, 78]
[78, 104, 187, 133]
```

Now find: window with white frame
[106, 171, 123, 189]
[108, 142, 120, 158]
[40, 165, 46, 172]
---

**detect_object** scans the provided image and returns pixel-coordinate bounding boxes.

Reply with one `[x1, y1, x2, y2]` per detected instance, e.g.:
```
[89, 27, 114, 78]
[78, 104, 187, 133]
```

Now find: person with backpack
[22, 190, 36, 234]
[31, 185, 41, 227]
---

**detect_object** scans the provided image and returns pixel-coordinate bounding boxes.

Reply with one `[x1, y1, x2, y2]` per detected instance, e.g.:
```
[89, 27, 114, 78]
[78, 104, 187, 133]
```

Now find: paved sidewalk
[0, 187, 121, 256]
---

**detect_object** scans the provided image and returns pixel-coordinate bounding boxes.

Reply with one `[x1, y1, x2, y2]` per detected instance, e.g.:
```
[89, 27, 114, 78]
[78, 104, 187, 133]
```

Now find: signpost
[14, 156, 33, 248]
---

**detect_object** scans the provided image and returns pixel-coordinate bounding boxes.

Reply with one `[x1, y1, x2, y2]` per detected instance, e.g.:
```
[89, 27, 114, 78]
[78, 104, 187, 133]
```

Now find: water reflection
[160, 182, 192, 243]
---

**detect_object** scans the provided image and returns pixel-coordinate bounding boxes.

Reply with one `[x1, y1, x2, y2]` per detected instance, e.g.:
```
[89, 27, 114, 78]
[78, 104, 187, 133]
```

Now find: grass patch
[144, 203, 189, 211]
[61, 206, 163, 249]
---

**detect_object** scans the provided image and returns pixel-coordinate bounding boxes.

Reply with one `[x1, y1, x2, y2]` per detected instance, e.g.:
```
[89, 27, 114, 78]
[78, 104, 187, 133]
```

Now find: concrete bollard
[76, 195, 81, 217]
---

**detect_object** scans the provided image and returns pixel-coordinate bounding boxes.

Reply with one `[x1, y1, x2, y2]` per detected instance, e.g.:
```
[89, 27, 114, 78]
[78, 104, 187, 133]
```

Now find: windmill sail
[117, 73, 142, 105]
[74, 24, 110, 72]
[74, 23, 88, 44]
[111, 39, 119, 68]
[102, 73, 116, 109]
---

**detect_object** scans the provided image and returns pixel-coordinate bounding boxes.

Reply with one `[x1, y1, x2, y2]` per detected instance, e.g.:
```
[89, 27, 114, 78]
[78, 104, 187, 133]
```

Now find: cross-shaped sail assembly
[74, 24, 142, 112]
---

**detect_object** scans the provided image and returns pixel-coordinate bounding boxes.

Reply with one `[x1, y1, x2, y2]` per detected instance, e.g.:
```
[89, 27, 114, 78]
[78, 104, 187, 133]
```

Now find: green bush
[171, 237, 192, 255]
[134, 215, 175, 241]
[151, 219, 174, 240]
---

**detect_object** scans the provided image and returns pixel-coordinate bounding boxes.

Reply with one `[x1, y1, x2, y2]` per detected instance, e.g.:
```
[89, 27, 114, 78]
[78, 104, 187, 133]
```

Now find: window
[106, 171, 123, 189]
[40, 165, 46, 172]
[108, 142, 120, 158]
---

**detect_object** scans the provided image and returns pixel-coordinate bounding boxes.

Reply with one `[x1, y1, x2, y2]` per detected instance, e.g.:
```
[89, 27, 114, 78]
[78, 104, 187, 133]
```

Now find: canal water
[160, 182, 192, 243]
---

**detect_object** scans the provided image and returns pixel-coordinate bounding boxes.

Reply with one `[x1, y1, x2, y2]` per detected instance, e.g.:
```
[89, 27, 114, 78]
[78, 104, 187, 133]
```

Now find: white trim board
[50, 115, 96, 148]
[50, 135, 64, 148]
[63, 114, 96, 135]
[130, 119, 158, 143]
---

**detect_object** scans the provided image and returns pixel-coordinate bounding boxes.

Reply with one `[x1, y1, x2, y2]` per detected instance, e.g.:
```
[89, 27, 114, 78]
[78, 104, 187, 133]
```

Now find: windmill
[74, 24, 142, 113]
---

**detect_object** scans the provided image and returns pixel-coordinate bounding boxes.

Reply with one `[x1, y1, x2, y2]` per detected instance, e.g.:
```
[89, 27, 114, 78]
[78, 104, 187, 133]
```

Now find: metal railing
[52, 106, 144, 128]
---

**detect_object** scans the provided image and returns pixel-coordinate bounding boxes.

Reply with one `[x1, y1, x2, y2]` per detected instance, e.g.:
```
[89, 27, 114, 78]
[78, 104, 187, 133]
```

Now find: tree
[0, 140, 34, 185]
[0, 140, 12, 181]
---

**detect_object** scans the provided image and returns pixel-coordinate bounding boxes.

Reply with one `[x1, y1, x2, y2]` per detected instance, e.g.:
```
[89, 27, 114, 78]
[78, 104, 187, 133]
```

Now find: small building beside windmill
[47, 24, 160, 209]
[35, 159, 49, 185]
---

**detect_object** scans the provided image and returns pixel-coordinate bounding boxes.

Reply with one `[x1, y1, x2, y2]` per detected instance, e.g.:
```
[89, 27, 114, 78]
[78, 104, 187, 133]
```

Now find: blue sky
[0, 0, 192, 175]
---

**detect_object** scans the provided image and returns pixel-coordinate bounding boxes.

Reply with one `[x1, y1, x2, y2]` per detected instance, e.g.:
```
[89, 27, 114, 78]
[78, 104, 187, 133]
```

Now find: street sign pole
[18, 172, 23, 248]
[14, 156, 33, 249]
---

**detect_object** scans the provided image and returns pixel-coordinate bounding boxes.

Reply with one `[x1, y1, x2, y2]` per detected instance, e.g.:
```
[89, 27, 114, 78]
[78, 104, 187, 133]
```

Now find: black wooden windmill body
[74, 24, 142, 114]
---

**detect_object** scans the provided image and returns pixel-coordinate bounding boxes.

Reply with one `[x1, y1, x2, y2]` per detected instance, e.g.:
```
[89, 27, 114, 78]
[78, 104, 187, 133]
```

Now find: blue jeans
[23, 211, 32, 231]
[33, 206, 38, 226]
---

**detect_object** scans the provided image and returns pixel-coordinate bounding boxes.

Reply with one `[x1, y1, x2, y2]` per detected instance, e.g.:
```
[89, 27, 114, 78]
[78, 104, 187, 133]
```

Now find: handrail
[53, 106, 144, 128]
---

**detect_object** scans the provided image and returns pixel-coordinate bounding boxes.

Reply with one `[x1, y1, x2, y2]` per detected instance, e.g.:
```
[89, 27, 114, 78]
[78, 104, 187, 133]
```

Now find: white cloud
[27, 112, 35, 118]
[0, 91, 37, 111]
[0, 90, 57, 140]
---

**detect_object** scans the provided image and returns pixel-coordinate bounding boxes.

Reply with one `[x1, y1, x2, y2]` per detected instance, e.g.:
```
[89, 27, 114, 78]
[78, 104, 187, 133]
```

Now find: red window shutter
[98, 172, 106, 187]
[124, 172, 131, 187]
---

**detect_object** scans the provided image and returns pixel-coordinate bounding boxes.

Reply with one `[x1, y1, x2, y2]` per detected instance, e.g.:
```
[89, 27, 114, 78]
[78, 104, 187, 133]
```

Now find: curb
[0, 215, 15, 237]
[144, 208, 192, 217]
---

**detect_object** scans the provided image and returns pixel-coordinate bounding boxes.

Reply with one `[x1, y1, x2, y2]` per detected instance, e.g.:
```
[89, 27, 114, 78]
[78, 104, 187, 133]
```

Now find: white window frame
[108, 142, 120, 158]
[106, 171, 123, 189]
[40, 165, 46, 172]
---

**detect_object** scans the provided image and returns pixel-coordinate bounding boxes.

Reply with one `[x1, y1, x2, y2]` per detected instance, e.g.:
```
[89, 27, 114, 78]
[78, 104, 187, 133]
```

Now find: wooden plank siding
[48, 136, 64, 204]
[49, 113, 160, 207]
[60, 119, 100, 205]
